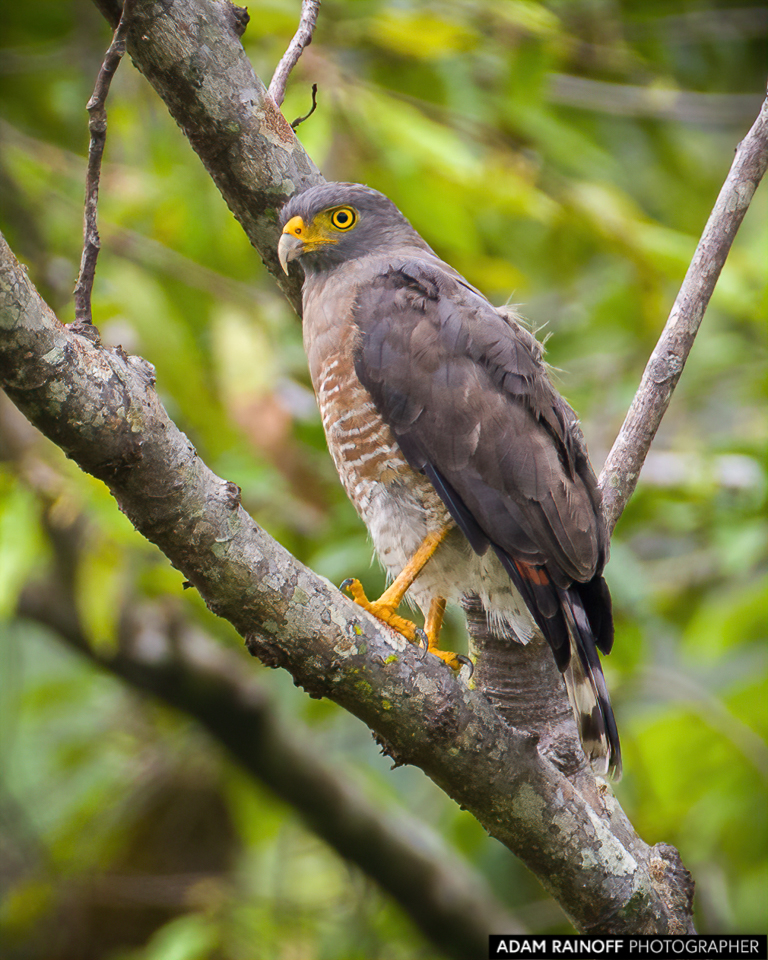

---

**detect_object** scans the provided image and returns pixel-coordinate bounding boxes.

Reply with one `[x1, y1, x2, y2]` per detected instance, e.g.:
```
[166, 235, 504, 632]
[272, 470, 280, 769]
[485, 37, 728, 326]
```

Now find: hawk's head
[278, 182, 431, 275]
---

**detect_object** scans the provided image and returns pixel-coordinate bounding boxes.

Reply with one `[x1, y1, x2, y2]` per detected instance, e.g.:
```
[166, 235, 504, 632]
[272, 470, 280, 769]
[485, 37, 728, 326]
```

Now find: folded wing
[352, 257, 620, 776]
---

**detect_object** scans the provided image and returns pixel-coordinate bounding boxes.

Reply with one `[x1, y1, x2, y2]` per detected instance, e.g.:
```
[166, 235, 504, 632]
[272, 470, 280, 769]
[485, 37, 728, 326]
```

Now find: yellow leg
[424, 596, 466, 671]
[342, 529, 448, 645]
[342, 531, 471, 674]
[424, 596, 446, 647]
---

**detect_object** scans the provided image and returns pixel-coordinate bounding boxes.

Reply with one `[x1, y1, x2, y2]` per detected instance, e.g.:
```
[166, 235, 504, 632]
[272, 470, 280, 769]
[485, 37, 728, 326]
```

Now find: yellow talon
[428, 648, 463, 670]
[423, 597, 469, 672]
[341, 577, 423, 643]
[339, 529, 470, 674]
[341, 583, 471, 674]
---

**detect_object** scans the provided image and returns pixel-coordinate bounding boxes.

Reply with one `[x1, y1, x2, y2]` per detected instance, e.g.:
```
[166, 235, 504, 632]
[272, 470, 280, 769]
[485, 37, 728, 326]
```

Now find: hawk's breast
[302, 266, 536, 639]
[302, 266, 451, 577]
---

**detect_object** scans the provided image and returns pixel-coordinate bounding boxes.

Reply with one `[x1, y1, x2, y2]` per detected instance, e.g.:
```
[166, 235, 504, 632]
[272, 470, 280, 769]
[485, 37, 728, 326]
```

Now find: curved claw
[455, 654, 474, 679]
[413, 627, 429, 659]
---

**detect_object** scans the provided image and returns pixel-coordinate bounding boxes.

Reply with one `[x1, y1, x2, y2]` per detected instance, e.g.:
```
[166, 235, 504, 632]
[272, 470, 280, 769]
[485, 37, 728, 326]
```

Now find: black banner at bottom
[489, 935, 767, 960]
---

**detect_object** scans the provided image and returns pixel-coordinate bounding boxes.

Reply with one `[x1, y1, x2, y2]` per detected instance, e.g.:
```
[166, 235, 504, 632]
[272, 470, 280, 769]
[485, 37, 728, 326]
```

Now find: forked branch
[0, 225, 694, 933]
[2, 0, 763, 935]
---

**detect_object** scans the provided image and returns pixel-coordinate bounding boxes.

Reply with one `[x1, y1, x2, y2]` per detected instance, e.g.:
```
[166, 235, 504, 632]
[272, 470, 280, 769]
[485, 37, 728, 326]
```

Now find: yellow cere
[282, 215, 306, 238]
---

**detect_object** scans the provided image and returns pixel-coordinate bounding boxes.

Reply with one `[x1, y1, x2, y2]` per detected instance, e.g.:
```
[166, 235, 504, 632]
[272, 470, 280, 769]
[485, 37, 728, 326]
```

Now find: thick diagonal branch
[0, 229, 694, 932]
[15, 575, 520, 958]
[1, 394, 520, 956]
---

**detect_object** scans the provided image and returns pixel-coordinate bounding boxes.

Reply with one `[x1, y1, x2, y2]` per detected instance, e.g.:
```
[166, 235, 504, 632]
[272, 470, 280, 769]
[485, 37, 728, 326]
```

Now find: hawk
[278, 182, 621, 778]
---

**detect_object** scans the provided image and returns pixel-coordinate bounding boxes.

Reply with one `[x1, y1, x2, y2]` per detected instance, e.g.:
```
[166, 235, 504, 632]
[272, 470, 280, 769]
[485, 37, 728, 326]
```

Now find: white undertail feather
[561, 608, 622, 781]
[563, 648, 610, 777]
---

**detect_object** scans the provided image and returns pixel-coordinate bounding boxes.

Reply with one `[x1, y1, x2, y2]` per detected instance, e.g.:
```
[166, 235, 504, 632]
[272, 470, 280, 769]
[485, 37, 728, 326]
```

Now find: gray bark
[0, 220, 692, 940]
[3, 0, 742, 934]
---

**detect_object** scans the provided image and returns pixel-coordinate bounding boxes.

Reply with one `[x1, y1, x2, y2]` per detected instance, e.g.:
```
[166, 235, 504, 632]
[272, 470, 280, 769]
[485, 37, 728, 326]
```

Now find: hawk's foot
[424, 597, 473, 675]
[427, 646, 474, 675]
[341, 578, 425, 646]
[340, 579, 471, 675]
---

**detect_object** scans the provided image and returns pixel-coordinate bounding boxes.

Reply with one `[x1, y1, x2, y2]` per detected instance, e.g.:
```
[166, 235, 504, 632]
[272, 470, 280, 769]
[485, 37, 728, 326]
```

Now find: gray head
[278, 182, 432, 275]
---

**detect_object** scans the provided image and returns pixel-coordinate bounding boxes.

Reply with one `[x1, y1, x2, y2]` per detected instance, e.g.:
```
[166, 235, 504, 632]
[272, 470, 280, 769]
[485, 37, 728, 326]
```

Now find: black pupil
[336, 211, 350, 225]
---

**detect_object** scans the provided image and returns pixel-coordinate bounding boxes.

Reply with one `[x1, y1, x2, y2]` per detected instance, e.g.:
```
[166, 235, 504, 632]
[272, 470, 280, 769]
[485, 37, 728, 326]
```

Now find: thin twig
[268, 0, 321, 108]
[599, 93, 768, 534]
[291, 83, 318, 129]
[72, 0, 132, 329]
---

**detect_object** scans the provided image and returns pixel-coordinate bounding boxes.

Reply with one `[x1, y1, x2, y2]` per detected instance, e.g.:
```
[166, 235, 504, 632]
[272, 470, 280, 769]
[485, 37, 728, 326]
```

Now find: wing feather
[352, 258, 607, 583]
[351, 255, 620, 777]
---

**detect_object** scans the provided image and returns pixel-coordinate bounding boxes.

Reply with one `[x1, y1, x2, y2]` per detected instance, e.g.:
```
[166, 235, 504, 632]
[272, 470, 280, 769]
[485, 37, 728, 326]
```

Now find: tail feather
[559, 588, 622, 780]
[489, 549, 622, 778]
[574, 574, 614, 655]
[493, 548, 571, 668]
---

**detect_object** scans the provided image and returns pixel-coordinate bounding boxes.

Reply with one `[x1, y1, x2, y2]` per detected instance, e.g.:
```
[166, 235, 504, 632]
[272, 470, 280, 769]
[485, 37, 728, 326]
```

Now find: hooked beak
[278, 231, 304, 275]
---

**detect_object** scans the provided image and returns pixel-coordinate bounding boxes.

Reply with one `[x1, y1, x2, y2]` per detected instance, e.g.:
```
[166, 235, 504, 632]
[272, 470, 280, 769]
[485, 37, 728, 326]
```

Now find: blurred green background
[0, 0, 766, 956]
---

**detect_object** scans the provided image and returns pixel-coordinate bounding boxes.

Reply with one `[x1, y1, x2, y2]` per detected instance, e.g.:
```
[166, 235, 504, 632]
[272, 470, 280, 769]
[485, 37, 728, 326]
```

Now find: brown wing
[352, 258, 613, 664]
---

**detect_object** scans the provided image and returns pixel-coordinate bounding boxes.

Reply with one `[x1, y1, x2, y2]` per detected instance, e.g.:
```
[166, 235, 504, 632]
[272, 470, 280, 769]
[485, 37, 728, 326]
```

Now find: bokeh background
[0, 1, 766, 956]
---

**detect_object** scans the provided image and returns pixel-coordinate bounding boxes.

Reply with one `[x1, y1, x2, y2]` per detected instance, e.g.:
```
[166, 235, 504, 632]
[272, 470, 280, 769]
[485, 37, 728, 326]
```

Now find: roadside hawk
[278, 182, 621, 779]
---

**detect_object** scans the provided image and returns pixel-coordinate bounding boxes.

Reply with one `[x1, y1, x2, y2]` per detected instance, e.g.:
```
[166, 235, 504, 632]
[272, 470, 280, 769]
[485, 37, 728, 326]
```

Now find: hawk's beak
[278, 231, 304, 276]
[279, 214, 337, 274]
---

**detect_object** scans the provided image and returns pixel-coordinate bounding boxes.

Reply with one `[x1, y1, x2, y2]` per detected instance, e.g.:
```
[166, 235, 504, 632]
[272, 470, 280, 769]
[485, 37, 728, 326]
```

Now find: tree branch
[598, 92, 768, 533]
[268, 0, 322, 109]
[0, 223, 694, 933]
[14, 572, 521, 959]
[290, 83, 319, 131]
[72, 0, 132, 329]
[4, 0, 738, 931]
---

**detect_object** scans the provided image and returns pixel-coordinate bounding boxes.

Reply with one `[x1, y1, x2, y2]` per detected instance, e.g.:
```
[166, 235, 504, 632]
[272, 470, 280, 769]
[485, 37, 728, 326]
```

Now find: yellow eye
[330, 207, 357, 231]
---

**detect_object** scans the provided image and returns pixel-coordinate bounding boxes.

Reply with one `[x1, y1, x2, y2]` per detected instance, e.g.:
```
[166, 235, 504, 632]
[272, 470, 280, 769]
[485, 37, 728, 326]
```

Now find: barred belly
[313, 354, 535, 642]
[315, 354, 447, 559]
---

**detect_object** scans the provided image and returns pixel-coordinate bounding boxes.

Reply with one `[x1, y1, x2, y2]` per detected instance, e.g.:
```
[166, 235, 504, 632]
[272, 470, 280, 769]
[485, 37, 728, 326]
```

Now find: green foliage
[1, 0, 766, 954]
